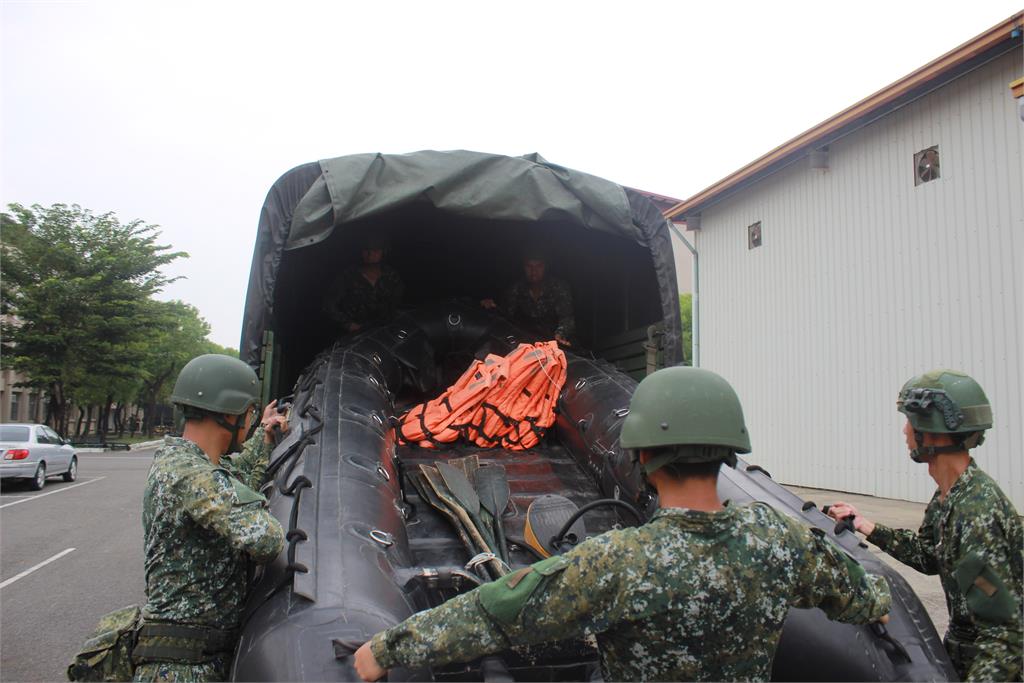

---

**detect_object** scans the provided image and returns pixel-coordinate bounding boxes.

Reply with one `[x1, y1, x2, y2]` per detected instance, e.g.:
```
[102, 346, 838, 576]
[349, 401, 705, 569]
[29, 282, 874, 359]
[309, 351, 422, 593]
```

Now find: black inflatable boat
[232, 302, 954, 681]
[234, 152, 956, 681]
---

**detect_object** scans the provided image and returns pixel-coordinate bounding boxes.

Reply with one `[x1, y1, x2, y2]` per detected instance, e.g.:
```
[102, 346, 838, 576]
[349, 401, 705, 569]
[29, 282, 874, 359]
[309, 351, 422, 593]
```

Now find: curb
[73, 439, 165, 453]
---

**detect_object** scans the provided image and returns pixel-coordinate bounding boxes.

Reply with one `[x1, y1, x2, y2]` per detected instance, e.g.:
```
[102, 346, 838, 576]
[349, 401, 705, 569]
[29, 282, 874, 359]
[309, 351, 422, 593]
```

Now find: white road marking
[0, 477, 106, 509]
[0, 548, 76, 589]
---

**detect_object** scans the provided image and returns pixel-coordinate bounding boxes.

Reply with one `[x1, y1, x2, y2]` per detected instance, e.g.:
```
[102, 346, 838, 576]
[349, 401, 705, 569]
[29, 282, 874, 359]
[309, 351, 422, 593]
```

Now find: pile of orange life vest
[398, 341, 567, 450]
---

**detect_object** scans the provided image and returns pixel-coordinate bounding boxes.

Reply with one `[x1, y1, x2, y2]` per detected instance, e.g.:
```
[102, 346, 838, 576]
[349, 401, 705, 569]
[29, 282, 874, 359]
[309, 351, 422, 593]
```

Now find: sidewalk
[74, 439, 163, 453]
[783, 484, 948, 636]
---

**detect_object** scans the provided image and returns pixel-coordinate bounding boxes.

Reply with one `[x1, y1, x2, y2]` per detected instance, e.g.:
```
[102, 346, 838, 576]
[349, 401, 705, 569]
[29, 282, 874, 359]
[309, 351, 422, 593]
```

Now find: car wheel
[29, 462, 46, 491]
[63, 456, 78, 482]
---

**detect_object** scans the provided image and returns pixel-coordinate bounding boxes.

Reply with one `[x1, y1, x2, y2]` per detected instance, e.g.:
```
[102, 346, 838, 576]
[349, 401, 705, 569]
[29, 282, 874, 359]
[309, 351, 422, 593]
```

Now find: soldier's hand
[826, 501, 875, 536]
[260, 400, 289, 444]
[877, 614, 890, 624]
[354, 642, 386, 681]
[346, 322, 362, 333]
[555, 333, 572, 347]
[480, 298, 497, 310]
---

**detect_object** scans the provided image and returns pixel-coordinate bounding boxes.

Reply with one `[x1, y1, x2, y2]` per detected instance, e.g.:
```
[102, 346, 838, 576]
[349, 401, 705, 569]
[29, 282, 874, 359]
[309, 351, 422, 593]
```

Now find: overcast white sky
[2, 1, 1020, 347]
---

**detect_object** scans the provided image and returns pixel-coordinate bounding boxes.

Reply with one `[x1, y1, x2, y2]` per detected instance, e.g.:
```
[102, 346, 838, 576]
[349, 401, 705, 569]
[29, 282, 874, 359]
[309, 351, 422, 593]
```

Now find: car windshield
[0, 426, 31, 441]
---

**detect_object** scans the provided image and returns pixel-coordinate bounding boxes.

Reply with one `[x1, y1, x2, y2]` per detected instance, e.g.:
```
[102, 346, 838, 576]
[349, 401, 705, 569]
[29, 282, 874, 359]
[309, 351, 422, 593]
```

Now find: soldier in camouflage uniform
[482, 250, 575, 346]
[133, 354, 286, 682]
[355, 367, 891, 681]
[829, 369, 1023, 681]
[327, 233, 404, 334]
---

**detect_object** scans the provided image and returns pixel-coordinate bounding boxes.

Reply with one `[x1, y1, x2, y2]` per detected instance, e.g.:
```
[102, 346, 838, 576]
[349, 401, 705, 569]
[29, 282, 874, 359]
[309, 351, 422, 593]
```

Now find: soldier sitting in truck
[481, 248, 575, 347]
[327, 233, 405, 334]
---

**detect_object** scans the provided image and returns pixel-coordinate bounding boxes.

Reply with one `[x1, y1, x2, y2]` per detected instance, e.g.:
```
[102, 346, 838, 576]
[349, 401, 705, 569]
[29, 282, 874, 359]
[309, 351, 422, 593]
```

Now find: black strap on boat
[869, 622, 912, 664]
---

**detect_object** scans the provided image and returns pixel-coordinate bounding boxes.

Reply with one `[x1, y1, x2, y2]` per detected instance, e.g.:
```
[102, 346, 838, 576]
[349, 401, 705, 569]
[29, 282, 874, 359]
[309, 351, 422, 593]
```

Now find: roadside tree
[0, 203, 185, 435]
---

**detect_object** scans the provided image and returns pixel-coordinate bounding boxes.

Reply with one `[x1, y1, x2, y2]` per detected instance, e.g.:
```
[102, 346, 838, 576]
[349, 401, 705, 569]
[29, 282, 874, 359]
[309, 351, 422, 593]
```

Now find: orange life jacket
[397, 341, 567, 451]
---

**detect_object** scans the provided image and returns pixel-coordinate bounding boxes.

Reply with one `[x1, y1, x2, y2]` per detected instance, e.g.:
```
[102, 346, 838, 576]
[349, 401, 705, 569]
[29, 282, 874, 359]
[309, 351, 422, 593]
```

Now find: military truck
[234, 150, 954, 681]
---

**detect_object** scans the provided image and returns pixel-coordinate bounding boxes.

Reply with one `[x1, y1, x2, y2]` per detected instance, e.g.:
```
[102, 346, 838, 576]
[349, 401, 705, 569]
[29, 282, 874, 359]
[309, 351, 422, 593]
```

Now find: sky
[2, 0, 1020, 348]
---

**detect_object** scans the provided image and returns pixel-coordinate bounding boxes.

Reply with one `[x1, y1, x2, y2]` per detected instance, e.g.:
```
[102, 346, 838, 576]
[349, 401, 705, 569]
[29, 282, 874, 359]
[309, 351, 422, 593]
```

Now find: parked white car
[0, 423, 77, 490]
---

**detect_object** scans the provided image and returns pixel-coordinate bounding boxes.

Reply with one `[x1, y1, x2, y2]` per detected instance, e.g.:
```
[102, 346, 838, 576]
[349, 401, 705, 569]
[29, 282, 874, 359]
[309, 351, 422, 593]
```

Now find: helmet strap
[910, 429, 982, 463]
[213, 412, 247, 454]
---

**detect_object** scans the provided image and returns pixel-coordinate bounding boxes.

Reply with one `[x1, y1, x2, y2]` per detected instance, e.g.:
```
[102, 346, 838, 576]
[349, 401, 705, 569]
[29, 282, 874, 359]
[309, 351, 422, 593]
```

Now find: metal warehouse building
[666, 14, 1023, 508]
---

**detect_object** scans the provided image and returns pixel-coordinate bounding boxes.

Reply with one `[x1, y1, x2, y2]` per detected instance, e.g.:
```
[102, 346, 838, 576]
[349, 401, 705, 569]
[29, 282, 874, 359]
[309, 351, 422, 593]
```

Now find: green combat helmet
[897, 369, 992, 462]
[171, 354, 260, 453]
[620, 366, 751, 474]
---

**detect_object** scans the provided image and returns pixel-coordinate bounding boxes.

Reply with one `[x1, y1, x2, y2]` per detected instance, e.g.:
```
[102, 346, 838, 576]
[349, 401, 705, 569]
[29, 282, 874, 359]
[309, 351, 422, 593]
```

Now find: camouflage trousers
[132, 655, 229, 682]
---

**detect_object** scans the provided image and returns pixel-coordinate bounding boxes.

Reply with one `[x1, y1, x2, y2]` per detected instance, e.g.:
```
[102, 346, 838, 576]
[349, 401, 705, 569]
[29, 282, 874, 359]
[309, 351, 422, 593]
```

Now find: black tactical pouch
[66, 605, 142, 682]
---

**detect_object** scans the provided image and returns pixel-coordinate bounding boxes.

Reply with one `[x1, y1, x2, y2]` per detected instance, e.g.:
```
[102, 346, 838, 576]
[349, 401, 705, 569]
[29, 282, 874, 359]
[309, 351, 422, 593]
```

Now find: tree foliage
[679, 293, 693, 366]
[1, 203, 187, 435]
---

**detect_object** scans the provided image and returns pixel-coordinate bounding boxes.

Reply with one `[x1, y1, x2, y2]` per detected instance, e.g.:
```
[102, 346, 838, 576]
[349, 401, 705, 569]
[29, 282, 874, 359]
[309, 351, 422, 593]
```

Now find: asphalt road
[1, 448, 154, 682]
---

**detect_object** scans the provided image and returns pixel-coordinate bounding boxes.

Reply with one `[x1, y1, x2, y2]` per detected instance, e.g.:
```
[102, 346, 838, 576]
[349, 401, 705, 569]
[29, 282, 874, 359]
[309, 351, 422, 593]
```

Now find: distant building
[666, 14, 1023, 507]
[0, 368, 45, 423]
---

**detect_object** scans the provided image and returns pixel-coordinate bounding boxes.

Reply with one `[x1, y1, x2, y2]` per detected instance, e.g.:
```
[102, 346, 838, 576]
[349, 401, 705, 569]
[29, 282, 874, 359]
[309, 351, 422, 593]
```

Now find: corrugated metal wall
[695, 51, 1023, 507]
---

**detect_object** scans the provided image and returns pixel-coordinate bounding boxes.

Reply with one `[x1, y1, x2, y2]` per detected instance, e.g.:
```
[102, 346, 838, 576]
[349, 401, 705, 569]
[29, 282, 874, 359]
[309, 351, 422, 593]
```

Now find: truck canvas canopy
[241, 150, 682, 394]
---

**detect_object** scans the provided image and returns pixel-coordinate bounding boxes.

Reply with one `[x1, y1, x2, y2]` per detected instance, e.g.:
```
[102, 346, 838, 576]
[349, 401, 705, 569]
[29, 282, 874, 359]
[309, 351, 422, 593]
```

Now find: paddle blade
[437, 461, 481, 515]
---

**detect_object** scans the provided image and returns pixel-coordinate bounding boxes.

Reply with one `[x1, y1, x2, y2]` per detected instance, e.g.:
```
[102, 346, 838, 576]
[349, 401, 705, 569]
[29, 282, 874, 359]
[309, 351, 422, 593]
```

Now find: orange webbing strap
[398, 342, 566, 451]
[469, 341, 567, 450]
[397, 354, 508, 448]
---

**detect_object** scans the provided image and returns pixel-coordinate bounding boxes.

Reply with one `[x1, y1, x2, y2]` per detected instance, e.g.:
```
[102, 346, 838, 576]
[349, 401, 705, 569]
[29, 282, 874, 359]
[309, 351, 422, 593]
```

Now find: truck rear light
[4, 449, 30, 460]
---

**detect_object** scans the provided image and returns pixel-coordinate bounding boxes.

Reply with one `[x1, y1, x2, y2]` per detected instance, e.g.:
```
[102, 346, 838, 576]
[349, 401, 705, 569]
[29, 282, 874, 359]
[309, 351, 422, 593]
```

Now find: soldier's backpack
[67, 605, 141, 682]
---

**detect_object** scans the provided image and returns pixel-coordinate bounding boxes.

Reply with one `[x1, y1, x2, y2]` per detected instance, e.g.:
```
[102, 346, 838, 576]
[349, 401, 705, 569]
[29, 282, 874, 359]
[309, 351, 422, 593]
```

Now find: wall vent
[914, 146, 940, 185]
[748, 221, 762, 250]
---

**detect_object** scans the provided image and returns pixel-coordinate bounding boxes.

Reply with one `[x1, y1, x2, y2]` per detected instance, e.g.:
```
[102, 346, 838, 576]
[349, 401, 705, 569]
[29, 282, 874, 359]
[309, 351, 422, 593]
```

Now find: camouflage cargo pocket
[66, 605, 141, 682]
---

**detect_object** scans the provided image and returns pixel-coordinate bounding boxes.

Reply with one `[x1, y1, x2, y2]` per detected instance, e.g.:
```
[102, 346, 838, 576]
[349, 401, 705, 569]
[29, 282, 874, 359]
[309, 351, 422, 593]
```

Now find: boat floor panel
[399, 440, 620, 570]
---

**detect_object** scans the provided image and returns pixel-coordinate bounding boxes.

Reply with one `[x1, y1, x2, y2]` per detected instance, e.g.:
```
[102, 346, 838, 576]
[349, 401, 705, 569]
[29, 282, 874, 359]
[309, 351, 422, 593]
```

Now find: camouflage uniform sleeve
[332, 271, 358, 327]
[370, 590, 511, 670]
[180, 468, 284, 564]
[371, 534, 625, 671]
[228, 431, 271, 490]
[501, 283, 519, 319]
[382, 268, 404, 318]
[866, 505, 941, 575]
[955, 509, 1023, 681]
[325, 274, 351, 326]
[783, 515, 892, 623]
[551, 281, 575, 338]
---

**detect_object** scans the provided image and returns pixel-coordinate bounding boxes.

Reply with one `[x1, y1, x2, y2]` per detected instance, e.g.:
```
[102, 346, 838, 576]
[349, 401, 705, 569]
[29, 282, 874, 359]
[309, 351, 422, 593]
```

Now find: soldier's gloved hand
[260, 400, 289, 445]
[826, 501, 876, 536]
[354, 642, 385, 681]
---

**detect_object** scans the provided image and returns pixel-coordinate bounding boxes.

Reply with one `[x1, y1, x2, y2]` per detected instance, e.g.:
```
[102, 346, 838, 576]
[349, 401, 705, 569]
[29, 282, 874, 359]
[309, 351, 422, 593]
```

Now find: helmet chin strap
[910, 430, 984, 463]
[213, 413, 248, 455]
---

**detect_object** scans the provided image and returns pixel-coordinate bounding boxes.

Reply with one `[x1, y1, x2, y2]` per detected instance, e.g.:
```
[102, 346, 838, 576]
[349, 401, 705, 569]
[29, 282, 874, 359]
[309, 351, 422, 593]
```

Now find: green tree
[679, 293, 693, 366]
[1, 203, 185, 436]
[134, 299, 222, 436]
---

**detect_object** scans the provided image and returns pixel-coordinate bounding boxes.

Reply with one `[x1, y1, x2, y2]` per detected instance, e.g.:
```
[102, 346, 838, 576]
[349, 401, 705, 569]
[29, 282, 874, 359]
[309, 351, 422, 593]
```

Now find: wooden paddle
[410, 471, 476, 556]
[421, 464, 504, 578]
[436, 461, 497, 551]
[474, 465, 511, 563]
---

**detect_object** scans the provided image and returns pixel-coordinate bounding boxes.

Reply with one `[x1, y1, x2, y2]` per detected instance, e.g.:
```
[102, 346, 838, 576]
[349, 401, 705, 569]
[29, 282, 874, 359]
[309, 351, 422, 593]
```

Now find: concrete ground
[784, 484, 949, 637]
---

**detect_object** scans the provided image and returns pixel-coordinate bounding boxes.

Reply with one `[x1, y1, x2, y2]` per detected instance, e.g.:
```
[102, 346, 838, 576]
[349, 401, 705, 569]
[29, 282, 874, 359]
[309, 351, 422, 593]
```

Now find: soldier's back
[141, 438, 250, 630]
